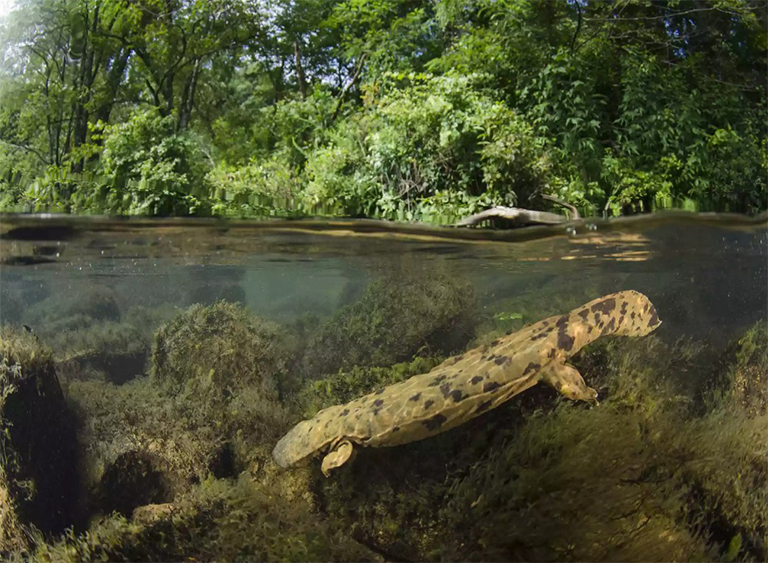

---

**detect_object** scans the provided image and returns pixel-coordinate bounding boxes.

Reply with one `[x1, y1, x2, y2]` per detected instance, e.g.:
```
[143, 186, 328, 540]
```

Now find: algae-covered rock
[68, 376, 291, 517]
[27, 285, 121, 329]
[722, 321, 767, 417]
[0, 327, 81, 552]
[51, 321, 148, 384]
[68, 304, 299, 518]
[303, 269, 477, 378]
[32, 477, 379, 563]
[151, 301, 294, 395]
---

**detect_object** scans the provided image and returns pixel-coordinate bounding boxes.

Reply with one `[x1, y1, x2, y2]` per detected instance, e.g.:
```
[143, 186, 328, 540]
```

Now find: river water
[0, 211, 766, 561]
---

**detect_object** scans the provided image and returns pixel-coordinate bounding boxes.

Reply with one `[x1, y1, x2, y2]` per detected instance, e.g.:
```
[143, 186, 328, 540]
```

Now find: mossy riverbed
[0, 274, 765, 562]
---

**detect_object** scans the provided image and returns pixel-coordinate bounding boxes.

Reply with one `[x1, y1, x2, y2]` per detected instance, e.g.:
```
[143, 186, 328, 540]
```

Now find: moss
[0, 327, 82, 553]
[27, 285, 121, 329]
[677, 409, 768, 561]
[31, 477, 379, 563]
[302, 267, 477, 378]
[718, 321, 767, 417]
[150, 301, 295, 396]
[296, 356, 445, 417]
[67, 304, 298, 517]
[68, 374, 294, 518]
[51, 321, 149, 384]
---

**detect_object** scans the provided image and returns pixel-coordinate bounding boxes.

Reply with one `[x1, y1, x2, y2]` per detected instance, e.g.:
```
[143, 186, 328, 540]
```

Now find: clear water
[0, 212, 766, 561]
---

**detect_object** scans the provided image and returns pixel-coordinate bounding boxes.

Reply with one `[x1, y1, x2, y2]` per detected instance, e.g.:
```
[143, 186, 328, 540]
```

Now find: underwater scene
[0, 212, 766, 562]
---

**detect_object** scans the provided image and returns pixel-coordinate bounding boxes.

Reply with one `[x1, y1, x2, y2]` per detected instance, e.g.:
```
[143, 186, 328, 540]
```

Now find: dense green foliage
[0, 0, 766, 220]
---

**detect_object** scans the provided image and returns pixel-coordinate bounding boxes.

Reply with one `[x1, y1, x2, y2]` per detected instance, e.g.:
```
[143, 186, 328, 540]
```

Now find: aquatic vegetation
[0, 327, 82, 553]
[302, 268, 477, 378]
[297, 356, 444, 418]
[151, 301, 295, 396]
[27, 285, 121, 329]
[31, 476, 378, 563]
[51, 321, 148, 384]
[63, 302, 299, 519]
[713, 321, 767, 417]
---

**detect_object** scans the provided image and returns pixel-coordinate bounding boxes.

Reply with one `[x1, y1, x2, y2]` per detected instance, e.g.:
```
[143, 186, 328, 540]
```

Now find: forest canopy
[0, 0, 765, 221]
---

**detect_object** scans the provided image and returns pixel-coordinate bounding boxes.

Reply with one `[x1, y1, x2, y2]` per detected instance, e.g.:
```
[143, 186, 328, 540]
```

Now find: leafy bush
[97, 109, 213, 215]
[303, 72, 554, 220]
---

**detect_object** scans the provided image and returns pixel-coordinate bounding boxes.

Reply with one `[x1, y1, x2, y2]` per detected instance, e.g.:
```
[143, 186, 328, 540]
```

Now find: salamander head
[614, 290, 661, 337]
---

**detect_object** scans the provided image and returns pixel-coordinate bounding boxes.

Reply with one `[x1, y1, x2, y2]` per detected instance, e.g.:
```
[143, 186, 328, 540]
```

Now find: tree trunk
[294, 39, 307, 99]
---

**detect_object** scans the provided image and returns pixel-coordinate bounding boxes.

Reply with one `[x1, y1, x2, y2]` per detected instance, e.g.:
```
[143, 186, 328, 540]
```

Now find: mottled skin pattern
[273, 290, 661, 476]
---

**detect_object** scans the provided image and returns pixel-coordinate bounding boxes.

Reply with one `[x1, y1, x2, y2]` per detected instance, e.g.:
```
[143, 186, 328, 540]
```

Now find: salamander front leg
[321, 439, 357, 477]
[540, 362, 599, 405]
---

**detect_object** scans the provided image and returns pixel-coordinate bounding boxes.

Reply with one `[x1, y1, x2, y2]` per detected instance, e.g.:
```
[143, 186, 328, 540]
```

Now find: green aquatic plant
[150, 301, 295, 396]
[50, 321, 148, 384]
[297, 356, 444, 418]
[302, 267, 477, 378]
[31, 476, 377, 563]
[710, 320, 767, 418]
[0, 327, 82, 553]
[27, 285, 121, 330]
[66, 302, 300, 519]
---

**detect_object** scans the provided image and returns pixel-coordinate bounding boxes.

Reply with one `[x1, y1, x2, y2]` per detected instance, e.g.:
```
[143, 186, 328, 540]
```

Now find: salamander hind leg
[321, 439, 357, 477]
[540, 362, 599, 405]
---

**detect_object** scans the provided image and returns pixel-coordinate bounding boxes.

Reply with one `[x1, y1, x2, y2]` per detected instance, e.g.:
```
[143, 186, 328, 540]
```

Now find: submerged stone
[0, 327, 82, 552]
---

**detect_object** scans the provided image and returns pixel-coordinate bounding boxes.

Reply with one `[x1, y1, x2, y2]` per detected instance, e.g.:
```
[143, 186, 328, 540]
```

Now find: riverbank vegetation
[0, 0, 766, 221]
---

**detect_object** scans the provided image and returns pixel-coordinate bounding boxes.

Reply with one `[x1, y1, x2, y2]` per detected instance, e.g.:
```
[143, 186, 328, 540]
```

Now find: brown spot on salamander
[557, 326, 575, 352]
[409, 392, 422, 402]
[578, 309, 590, 321]
[428, 374, 448, 387]
[647, 305, 660, 327]
[591, 297, 616, 315]
[470, 375, 483, 385]
[601, 317, 616, 335]
[423, 413, 447, 431]
[392, 426, 400, 433]
[491, 339, 501, 346]
[620, 301, 628, 315]
[522, 362, 541, 376]
[494, 356, 509, 365]
[440, 383, 452, 399]
[483, 381, 502, 393]
[424, 399, 435, 409]
[450, 389, 466, 402]
[373, 399, 384, 407]
[339, 409, 349, 417]
[547, 348, 556, 359]
[476, 399, 493, 413]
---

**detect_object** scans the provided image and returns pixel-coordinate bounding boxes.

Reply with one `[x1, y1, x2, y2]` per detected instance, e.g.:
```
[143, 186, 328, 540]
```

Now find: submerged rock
[27, 285, 121, 329]
[151, 301, 294, 395]
[32, 477, 380, 563]
[52, 321, 148, 384]
[302, 268, 478, 378]
[0, 327, 81, 552]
